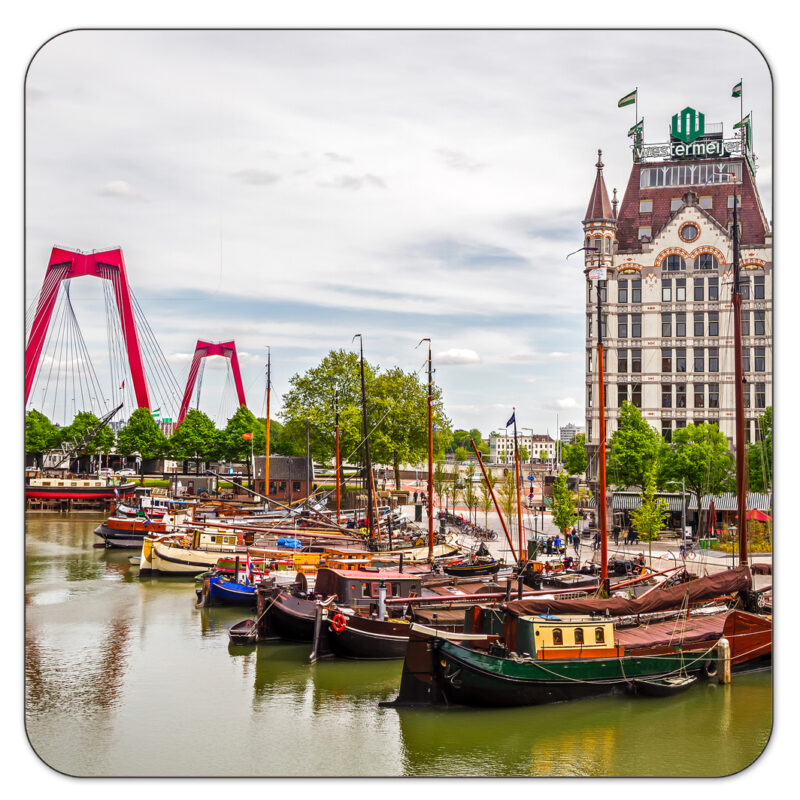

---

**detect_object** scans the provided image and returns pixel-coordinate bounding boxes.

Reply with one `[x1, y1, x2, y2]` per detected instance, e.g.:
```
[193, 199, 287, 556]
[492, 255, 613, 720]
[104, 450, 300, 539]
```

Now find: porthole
[679, 223, 699, 243]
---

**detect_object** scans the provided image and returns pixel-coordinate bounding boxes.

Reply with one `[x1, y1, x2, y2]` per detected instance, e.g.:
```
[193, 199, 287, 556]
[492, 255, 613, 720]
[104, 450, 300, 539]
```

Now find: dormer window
[728, 195, 742, 209]
[638, 226, 652, 240]
[671, 198, 683, 212]
[699, 196, 713, 209]
[639, 199, 653, 213]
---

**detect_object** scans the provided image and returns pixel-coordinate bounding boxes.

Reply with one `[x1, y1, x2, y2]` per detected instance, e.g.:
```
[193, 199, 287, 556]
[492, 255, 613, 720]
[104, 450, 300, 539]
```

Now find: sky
[24, 29, 772, 435]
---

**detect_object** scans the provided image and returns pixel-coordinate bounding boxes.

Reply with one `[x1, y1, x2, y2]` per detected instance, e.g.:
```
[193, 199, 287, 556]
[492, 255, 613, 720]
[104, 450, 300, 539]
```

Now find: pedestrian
[546, 537, 553, 555]
[554, 534, 561, 554]
[593, 532, 600, 551]
[613, 525, 620, 546]
[420, 491, 426, 503]
[413, 491, 418, 504]
[572, 531, 580, 555]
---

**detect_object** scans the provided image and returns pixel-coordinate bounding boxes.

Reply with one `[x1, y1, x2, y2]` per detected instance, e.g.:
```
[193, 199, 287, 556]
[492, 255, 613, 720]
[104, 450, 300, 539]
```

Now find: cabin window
[391, 583, 400, 596]
[552, 628, 563, 645]
[595, 627, 605, 643]
[41, 481, 50, 486]
[574, 628, 584, 645]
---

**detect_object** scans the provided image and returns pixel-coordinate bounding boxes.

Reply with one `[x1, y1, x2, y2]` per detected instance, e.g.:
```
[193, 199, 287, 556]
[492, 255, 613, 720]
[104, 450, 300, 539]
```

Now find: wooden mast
[418, 338, 434, 562]
[354, 334, 375, 539]
[333, 387, 341, 524]
[512, 409, 525, 564]
[265, 347, 271, 500]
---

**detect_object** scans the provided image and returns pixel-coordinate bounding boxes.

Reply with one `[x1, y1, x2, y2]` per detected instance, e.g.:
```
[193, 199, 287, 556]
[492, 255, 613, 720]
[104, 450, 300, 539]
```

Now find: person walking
[546, 537, 553, 555]
[593, 532, 601, 551]
[554, 534, 562, 554]
[572, 531, 580, 555]
[413, 491, 419, 504]
[613, 525, 620, 546]
[420, 491, 426, 503]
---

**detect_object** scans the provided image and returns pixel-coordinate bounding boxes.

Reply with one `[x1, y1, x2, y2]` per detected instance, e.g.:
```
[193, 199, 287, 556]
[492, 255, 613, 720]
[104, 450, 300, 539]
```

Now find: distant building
[490, 433, 557, 464]
[559, 423, 585, 444]
[254, 455, 313, 501]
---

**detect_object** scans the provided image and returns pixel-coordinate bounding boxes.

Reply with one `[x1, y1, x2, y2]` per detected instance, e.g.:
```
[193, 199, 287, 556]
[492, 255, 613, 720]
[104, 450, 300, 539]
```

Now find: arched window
[696, 253, 719, 270]
[665, 255, 686, 271]
[574, 628, 584, 645]
[593, 237, 602, 253]
[595, 627, 605, 644]
[552, 628, 563, 645]
[605, 238, 612, 254]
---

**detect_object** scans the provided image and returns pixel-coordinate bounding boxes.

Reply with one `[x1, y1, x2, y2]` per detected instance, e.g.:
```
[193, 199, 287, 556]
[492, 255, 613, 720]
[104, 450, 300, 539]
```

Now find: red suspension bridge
[25, 246, 250, 427]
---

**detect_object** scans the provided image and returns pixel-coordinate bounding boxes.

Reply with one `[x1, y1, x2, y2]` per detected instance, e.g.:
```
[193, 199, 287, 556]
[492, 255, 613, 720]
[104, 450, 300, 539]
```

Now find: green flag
[618, 89, 637, 108]
[151, 408, 161, 418]
[732, 80, 742, 98]
[733, 113, 750, 129]
[628, 119, 643, 138]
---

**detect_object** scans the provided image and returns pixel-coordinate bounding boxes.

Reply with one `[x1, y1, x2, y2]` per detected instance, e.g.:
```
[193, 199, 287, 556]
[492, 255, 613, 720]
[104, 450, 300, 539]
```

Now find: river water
[25, 514, 772, 777]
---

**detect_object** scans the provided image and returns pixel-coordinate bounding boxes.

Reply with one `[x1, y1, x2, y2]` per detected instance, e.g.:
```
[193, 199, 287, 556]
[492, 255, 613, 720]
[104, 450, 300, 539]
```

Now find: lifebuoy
[704, 660, 718, 678]
[331, 613, 348, 632]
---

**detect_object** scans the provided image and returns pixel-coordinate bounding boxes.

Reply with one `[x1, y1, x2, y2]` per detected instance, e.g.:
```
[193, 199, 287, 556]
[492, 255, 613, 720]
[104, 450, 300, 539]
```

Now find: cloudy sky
[24, 29, 772, 434]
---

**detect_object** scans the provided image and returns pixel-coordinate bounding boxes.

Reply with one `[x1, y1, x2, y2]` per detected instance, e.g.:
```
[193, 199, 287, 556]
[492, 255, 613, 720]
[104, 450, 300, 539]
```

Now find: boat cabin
[191, 529, 240, 551]
[516, 615, 623, 660]
[314, 567, 422, 607]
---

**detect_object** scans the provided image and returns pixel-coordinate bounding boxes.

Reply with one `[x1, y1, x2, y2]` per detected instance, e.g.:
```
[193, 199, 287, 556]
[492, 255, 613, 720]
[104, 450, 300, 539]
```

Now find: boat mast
[333, 385, 341, 524]
[731, 170, 748, 566]
[418, 338, 435, 562]
[354, 334, 375, 538]
[265, 347, 270, 501]
[512, 409, 525, 565]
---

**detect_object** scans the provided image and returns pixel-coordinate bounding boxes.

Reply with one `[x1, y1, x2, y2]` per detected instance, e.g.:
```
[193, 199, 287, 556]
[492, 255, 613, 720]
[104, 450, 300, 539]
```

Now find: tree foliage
[563, 433, 588, 476]
[25, 409, 61, 457]
[117, 408, 167, 460]
[518, 445, 530, 462]
[747, 407, 772, 492]
[630, 466, 669, 567]
[551, 470, 579, 536]
[607, 401, 663, 490]
[59, 411, 115, 456]
[168, 409, 220, 466]
[221, 406, 265, 462]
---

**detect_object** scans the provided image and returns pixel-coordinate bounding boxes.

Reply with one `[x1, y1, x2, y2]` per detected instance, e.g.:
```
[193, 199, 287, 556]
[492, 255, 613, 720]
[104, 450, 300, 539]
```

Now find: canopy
[746, 508, 772, 522]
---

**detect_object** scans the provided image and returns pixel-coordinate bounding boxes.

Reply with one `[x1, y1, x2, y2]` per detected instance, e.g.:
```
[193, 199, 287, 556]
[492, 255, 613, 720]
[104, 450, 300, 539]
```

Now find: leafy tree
[563, 433, 588, 476]
[551, 470, 579, 537]
[59, 412, 115, 470]
[463, 464, 479, 524]
[538, 449, 548, 461]
[116, 408, 167, 483]
[25, 409, 60, 461]
[221, 406, 266, 488]
[607, 401, 663, 490]
[479, 471, 496, 529]
[660, 423, 734, 537]
[432, 461, 448, 512]
[498, 471, 518, 545]
[747, 407, 772, 492]
[630, 465, 669, 567]
[518, 445, 530, 462]
[168, 409, 220, 472]
[454, 445, 469, 462]
[264, 419, 304, 457]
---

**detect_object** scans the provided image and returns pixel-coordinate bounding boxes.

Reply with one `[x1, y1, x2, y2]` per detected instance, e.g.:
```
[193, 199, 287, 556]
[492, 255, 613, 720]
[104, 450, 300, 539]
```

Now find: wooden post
[717, 637, 731, 684]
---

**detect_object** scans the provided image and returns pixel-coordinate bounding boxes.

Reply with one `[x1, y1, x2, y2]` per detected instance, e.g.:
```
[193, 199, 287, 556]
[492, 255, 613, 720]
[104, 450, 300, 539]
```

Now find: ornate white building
[582, 107, 772, 480]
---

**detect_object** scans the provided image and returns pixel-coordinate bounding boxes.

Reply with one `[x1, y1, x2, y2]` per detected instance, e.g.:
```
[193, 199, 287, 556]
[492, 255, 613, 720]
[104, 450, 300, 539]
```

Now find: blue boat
[198, 574, 258, 606]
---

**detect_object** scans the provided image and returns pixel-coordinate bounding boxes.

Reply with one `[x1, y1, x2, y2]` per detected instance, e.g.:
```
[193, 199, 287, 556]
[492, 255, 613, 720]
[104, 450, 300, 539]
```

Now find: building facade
[490, 433, 557, 463]
[559, 423, 585, 444]
[582, 106, 771, 480]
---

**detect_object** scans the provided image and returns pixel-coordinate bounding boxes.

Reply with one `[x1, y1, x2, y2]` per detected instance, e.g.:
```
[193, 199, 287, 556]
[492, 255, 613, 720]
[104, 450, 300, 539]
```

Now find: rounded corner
[25, 29, 87, 88]
[23, 716, 82, 779]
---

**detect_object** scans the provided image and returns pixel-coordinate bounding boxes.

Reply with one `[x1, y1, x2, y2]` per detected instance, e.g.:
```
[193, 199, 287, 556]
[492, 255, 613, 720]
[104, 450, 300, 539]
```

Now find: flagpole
[513, 409, 524, 565]
[635, 86, 638, 130]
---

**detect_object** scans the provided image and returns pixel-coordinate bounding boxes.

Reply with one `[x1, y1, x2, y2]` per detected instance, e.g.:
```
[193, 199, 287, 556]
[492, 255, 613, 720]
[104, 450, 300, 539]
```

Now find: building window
[665, 255, 686, 271]
[662, 313, 672, 337]
[618, 315, 628, 338]
[639, 199, 653, 213]
[601, 315, 607, 339]
[741, 312, 750, 336]
[743, 383, 751, 409]
[618, 280, 628, 303]
[631, 314, 642, 338]
[727, 221, 743, 237]
[697, 253, 718, 270]
[618, 384, 628, 407]
[739, 276, 750, 299]
[588, 317, 592, 338]
[709, 348, 719, 372]
[727, 195, 742, 208]
[671, 198, 683, 212]
[662, 348, 672, 372]
[699, 196, 713, 209]
[755, 383, 766, 408]
[593, 237, 602, 252]
[605, 238, 612, 254]
[694, 312, 704, 337]
[676, 384, 687, 408]
[587, 350, 592, 373]
[708, 312, 719, 336]
[631, 349, 642, 373]
[662, 384, 672, 408]
[694, 348, 705, 373]
[694, 384, 705, 408]
[709, 384, 719, 409]
[638, 226, 652, 240]
[599, 280, 607, 302]
[588, 385, 592, 408]
[279, 481, 287, 492]
[675, 278, 686, 301]
[708, 277, 719, 301]
[293, 481, 301, 492]
[618, 349, 627, 373]
[754, 311, 765, 336]
[755, 346, 766, 372]
[632, 279, 642, 303]
[675, 419, 687, 430]
[662, 421, 673, 442]
[676, 313, 686, 337]
[742, 348, 750, 372]
[631, 383, 642, 408]
[694, 278, 704, 302]
[662, 279, 672, 302]
[676, 348, 686, 372]
[754, 275, 765, 300]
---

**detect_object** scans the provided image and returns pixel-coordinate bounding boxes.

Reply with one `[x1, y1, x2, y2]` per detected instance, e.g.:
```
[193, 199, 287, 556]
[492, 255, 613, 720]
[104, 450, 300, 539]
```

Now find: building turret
[582, 150, 617, 271]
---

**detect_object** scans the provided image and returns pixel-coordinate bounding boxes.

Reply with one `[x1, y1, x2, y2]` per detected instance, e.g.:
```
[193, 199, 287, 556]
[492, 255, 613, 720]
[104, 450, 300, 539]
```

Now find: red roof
[616, 157, 769, 252]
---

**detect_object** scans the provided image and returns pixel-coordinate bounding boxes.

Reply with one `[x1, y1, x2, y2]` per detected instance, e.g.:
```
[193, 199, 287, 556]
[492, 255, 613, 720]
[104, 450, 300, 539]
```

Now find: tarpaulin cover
[277, 538, 302, 549]
[505, 565, 751, 618]
[411, 607, 469, 625]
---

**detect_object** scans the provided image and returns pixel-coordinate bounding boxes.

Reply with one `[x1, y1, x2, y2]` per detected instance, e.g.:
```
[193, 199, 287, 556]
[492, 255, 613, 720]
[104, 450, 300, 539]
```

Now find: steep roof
[616, 157, 770, 252]
[583, 150, 615, 223]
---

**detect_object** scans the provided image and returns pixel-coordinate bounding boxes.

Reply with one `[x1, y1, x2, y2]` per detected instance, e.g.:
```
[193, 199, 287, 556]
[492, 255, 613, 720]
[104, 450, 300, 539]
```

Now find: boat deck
[616, 613, 728, 651]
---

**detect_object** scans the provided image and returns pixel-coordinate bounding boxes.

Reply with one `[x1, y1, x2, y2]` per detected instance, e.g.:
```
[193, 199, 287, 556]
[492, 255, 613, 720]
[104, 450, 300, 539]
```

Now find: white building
[581, 105, 771, 481]
[490, 433, 557, 464]
[559, 423, 585, 444]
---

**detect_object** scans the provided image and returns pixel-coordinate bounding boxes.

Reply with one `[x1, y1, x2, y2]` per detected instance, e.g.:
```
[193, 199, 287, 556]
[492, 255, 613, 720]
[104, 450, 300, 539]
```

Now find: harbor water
[25, 514, 772, 777]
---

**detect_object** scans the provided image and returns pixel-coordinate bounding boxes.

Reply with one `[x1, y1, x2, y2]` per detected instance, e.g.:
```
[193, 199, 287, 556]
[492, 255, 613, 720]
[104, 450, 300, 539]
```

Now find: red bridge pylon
[178, 340, 247, 423]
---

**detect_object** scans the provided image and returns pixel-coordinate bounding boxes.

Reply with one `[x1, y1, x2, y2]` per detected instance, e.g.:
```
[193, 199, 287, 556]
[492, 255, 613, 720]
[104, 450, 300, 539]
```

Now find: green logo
[671, 107, 705, 143]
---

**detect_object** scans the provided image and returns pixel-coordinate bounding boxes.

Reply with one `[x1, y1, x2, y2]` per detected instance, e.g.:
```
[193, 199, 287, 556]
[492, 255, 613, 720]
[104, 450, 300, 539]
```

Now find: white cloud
[98, 180, 138, 198]
[437, 348, 481, 365]
[556, 397, 580, 410]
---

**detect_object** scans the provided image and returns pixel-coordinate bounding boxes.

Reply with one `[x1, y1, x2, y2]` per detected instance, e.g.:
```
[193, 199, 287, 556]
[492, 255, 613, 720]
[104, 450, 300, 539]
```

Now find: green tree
[463, 464, 479, 524]
[518, 445, 530, 462]
[264, 419, 304, 457]
[25, 409, 60, 462]
[660, 423, 735, 537]
[607, 401, 663, 490]
[551, 470, 579, 537]
[454, 445, 469, 462]
[479, 471, 496, 529]
[498, 471, 518, 545]
[168, 409, 220, 473]
[563, 433, 588, 476]
[116, 408, 167, 483]
[747, 407, 772, 492]
[221, 406, 266, 489]
[538, 449, 548, 462]
[432, 460, 448, 512]
[630, 466, 669, 567]
[59, 411, 115, 469]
